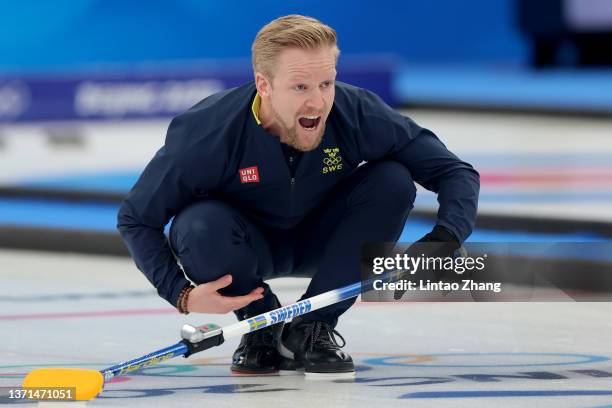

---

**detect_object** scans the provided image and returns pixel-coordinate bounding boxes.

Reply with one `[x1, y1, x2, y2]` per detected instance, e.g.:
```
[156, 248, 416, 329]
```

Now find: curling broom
[22, 276, 378, 400]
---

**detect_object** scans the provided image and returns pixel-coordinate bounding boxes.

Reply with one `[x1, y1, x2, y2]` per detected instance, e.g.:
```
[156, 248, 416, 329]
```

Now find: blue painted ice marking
[363, 352, 609, 368]
[401, 390, 612, 399]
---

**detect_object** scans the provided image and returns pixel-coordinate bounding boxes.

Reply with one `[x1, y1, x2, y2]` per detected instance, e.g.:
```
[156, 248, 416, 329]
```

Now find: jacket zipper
[289, 177, 296, 216]
[282, 146, 298, 217]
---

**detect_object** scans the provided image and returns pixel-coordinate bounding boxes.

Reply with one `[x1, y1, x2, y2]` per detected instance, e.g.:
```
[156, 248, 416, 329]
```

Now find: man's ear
[255, 72, 271, 97]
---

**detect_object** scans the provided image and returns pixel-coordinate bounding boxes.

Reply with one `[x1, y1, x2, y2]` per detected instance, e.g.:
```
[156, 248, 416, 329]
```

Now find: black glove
[417, 225, 460, 252]
[393, 225, 462, 300]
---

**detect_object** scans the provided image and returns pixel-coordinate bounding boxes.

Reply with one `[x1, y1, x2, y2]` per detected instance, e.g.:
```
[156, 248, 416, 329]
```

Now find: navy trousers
[169, 161, 416, 326]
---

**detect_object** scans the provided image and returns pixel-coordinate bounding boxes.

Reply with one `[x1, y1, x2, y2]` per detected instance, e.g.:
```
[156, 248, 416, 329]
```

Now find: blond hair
[252, 15, 340, 78]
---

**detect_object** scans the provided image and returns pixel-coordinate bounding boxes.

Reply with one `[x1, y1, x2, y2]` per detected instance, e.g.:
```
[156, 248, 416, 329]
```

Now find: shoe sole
[279, 360, 354, 376]
[304, 371, 356, 379]
[303, 361, 355, 375]
[230, 367, 280, 375]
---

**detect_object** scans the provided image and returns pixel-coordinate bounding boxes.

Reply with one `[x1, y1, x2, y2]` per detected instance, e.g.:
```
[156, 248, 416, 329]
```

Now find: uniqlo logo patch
[239, 166, 260, 183]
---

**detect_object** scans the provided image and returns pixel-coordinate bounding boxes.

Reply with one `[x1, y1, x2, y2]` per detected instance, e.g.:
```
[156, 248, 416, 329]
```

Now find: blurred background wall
[3, 0, 612, 123]
[0, 0, 527, 70]
[1, 0, 611, 255]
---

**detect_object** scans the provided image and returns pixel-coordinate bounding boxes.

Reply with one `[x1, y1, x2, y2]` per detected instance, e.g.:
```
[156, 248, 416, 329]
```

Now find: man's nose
[305, 89, 325, 111]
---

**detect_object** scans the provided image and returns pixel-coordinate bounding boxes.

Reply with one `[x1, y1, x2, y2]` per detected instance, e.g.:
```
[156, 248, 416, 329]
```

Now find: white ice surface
[2, 249, 612, 407]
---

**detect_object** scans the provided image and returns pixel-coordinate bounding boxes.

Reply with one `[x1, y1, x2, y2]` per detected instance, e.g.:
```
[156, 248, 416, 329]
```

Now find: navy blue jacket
[117, 81, 480, 305]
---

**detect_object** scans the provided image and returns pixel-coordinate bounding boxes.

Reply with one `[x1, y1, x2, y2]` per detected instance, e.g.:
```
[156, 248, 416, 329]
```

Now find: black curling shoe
[279, 317, 354, 374]
[231, 296, 284, 374]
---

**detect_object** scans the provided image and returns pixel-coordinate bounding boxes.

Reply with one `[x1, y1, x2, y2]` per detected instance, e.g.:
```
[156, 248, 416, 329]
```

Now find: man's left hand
[393, 225, 461, 300]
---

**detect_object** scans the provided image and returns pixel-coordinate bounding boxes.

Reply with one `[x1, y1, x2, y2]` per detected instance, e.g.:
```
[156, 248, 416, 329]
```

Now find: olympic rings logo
[323, 156, 341, 166]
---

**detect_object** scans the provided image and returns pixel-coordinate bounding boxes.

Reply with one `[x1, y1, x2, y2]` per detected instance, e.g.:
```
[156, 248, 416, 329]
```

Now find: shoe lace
[305, 321, 346, 352]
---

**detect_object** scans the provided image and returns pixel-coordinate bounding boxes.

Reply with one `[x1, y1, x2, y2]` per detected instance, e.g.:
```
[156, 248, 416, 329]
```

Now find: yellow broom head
[22, 368, 104, 400]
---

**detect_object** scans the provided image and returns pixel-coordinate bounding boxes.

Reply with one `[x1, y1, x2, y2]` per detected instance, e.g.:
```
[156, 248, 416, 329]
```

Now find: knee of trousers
[169, 200, 260, 290]
[355, 161, 417, 213]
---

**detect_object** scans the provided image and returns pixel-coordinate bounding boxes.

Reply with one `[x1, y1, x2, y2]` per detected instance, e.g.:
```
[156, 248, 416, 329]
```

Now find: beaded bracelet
[176, 285, 194, 314]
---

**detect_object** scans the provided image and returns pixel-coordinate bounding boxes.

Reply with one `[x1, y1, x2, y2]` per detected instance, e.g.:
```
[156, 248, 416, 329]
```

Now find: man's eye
[294, 84, 306, 91]
[321, 81, 332, 88]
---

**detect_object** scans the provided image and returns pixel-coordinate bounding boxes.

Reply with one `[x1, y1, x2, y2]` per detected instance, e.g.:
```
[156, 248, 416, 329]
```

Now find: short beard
[271, 105, 325, 152]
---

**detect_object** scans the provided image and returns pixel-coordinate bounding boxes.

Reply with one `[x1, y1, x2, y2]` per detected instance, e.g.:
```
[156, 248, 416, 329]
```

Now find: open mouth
[298, 115, 321, 131]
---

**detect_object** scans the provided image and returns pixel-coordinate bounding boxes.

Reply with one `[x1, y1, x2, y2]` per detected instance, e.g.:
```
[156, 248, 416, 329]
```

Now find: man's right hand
[186, 275, 264, 314]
